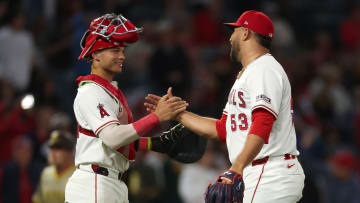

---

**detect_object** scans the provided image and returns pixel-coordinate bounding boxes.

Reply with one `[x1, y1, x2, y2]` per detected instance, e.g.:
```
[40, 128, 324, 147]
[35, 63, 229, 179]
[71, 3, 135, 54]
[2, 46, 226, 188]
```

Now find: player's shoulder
[252, 54, 283, 74]
[76, 82, 111, 99]
[77, 81, 104, 92]
[74, 83, 109, 107]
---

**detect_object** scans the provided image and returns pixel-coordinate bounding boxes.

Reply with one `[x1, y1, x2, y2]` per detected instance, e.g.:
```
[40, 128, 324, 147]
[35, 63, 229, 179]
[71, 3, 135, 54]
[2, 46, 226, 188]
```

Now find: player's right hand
[144, 93, 161, 113]
[153, 88, 189, 122]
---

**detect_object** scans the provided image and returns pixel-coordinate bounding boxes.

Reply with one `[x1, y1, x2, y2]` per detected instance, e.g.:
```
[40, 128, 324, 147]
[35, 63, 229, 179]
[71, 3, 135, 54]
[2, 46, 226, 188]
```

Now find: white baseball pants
[242, 155, 305, 203]
[65, 168, 129, 203]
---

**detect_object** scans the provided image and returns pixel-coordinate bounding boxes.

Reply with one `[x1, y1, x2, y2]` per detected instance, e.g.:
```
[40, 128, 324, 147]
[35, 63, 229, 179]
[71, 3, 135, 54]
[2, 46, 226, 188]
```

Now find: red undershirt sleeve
[132, 113, 159, 137]
[216, 114, 227, 143]
[249, 109, 276, 144]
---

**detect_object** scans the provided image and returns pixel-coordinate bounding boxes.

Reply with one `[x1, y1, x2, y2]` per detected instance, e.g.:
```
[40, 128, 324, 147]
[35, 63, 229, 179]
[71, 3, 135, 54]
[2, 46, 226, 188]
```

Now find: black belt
[78, 164, 123, 180]
[252, 154, 297, 166]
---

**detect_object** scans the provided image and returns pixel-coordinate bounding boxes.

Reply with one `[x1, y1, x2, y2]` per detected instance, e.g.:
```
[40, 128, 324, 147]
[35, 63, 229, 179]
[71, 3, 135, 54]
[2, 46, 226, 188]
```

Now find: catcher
[65, 13, 203, 203]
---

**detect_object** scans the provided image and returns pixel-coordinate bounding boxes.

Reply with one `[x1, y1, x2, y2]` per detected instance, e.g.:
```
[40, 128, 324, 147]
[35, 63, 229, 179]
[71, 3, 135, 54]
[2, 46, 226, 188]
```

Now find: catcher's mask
[79, 13, 143, 60]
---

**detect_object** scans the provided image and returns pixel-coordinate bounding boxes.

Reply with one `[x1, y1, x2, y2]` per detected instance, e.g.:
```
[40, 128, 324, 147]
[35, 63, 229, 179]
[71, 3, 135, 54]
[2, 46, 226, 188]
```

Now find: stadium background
[0, 0, 359, 202]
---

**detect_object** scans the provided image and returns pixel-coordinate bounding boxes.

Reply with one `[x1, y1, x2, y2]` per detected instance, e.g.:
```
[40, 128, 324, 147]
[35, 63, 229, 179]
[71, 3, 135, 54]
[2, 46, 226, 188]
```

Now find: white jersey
[73, 74, 137, 172]
[224, 54, 298, 163]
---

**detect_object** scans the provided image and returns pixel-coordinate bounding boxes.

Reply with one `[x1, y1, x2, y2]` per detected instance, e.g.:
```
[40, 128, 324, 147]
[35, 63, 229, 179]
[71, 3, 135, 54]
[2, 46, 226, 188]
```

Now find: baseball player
[145, 10, 305, 203]
[65, 14, 188, 203]
[33, 130, 76, 203]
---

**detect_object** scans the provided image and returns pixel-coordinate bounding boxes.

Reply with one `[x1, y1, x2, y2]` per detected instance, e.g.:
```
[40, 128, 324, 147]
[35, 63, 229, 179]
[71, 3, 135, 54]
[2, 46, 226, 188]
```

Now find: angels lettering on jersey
[228, 89, 246, 108]
[97, 103, 110, 118]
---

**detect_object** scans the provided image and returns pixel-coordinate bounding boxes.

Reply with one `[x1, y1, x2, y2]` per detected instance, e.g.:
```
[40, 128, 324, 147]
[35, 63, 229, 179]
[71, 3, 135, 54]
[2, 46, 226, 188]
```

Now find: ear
[92, 52, 100, 62]
[242, 28, 250, 41]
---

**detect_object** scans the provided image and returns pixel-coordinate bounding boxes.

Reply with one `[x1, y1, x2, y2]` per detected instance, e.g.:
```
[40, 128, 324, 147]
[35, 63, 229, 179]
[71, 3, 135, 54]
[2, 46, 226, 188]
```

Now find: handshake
[144, 87, 187, 122]
[144, 87, 207, 164]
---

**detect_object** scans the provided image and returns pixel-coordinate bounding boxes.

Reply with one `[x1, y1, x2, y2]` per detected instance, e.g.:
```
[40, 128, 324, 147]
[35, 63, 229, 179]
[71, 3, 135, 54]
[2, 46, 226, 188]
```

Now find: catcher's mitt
[151, 123, 207, 163]
[205, 170, 244, 203]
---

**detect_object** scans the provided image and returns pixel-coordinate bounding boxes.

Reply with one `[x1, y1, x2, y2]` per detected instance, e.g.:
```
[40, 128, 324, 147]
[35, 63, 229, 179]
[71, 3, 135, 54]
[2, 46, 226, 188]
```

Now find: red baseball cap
[224, 10, 274, 39]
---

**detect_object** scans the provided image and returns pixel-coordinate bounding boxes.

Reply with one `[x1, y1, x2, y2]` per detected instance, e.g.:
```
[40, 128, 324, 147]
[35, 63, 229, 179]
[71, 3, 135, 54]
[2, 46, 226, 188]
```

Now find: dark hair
[253, 32, 272, 50]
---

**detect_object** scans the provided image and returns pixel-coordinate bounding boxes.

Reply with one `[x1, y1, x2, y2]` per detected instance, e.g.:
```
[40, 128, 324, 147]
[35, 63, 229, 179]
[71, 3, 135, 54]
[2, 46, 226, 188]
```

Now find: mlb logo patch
[256, 94, 271, 104]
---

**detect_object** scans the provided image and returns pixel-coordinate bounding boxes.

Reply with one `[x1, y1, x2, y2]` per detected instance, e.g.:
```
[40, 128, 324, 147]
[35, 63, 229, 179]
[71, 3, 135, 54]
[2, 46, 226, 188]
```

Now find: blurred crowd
[0, 0, 359, 203]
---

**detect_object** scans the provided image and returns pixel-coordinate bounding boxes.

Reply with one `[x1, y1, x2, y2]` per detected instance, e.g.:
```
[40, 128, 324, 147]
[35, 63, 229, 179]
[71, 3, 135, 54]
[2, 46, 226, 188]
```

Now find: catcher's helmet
[79, 13, 143, 60]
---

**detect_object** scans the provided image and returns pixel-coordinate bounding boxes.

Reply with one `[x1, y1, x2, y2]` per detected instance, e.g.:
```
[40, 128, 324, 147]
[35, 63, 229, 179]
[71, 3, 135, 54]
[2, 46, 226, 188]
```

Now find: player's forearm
[176, 111, 218, 139]
[230, 134, 264, 174]
[99, 123, 140, 149]
[99, 113, 159, 149]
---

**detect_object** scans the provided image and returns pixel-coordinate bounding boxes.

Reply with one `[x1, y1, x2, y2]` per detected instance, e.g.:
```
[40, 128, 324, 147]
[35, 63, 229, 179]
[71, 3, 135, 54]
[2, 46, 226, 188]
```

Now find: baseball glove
[151, 123, 207, 163]
[205, 170, 244, 203]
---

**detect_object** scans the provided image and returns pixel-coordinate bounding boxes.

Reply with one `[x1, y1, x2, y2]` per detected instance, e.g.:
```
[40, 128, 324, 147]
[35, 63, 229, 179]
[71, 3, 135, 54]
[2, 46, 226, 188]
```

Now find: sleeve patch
[256, 94, 271, 104]
[97, 103, 110, 118]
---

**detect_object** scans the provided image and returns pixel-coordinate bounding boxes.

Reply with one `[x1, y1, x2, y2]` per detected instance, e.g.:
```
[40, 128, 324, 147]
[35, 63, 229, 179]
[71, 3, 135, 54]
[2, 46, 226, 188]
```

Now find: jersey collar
[76, 74, 121, 101]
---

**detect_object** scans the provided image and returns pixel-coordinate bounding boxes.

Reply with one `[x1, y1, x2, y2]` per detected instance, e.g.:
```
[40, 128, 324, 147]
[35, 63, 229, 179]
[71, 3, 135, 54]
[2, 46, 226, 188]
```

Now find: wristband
[132, 113, 159, 137]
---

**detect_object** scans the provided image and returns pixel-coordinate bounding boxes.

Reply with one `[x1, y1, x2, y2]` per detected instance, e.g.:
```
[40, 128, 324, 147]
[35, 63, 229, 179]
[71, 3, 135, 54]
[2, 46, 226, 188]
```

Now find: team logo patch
[256, 94, 271, 104]
[98, 103, 110, 118]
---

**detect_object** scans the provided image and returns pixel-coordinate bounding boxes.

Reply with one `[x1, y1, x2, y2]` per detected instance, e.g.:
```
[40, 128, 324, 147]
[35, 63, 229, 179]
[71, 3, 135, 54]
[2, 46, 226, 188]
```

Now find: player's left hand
[205, 170, 244, 203]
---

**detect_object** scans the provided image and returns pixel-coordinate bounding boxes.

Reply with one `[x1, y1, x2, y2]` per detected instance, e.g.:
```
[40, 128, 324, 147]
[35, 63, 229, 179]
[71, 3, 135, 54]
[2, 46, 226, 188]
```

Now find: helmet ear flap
[80, 31, 91, 49]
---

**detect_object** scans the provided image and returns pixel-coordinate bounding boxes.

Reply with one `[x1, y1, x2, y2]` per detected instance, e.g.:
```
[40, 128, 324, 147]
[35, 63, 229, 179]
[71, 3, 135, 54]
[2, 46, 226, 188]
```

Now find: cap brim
[223, 22, 240, 27]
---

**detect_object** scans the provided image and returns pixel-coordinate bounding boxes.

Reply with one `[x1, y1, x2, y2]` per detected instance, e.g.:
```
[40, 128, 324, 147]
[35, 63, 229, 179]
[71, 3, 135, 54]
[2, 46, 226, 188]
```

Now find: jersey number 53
[230, 113, 248, 131]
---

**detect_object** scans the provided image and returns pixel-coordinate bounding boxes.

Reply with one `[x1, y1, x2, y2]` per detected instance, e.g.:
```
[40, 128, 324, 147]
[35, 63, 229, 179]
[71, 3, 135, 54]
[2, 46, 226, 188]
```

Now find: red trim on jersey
[216, 114, 227, 143]
[132, 113, 159, 137]
[251, 161, 267, 203]
[117, 89, 134, 123]
[252, 105, 278, 117]
[94, 120, 120, 135]
[77, 74, 120, 99]
[249, 109, 275, 144]
[78, 125, 97, 137]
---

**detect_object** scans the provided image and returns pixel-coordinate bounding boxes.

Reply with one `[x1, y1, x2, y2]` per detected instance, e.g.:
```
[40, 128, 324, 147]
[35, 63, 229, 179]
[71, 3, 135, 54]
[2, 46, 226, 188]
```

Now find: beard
[230, 47, 237, 62]
[230, 43, 242, 67]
